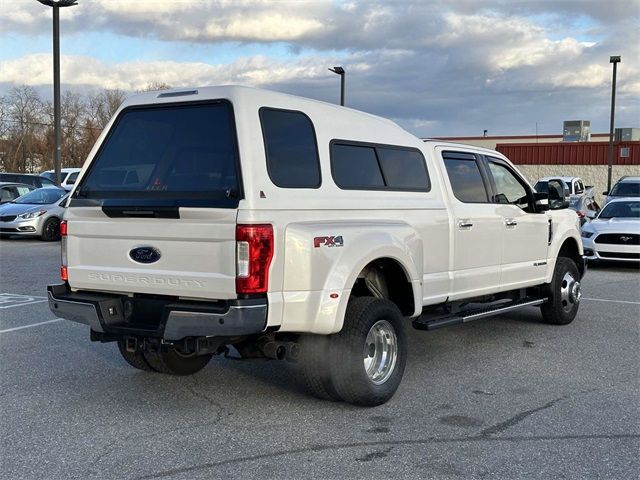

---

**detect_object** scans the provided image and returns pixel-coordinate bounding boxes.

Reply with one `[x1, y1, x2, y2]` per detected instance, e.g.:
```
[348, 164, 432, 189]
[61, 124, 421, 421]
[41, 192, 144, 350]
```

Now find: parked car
[0, 182, 35, 204]
[569, 187, 600, 226]
[0, 187, 68, 241]
[603, 176, 640, 204]
[535, 176, 589, 197]
[581, 198, 639, 263]
[41, 168, 82, 191]
[0, 173, 56, 189]
[47, 86, 583, 406]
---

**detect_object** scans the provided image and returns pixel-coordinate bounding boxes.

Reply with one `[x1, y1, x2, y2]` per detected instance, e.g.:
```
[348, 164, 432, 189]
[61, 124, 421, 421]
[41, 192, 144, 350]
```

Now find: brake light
[576, 210, 585, 218]
[60, 220, 68, 282]
[236, 224, 274, 294]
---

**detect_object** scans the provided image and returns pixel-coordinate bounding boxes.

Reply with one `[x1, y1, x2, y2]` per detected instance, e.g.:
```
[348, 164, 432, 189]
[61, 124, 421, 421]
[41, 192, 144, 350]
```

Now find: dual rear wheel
[300, 297, 407, 406]
[117, 340, 212, 375]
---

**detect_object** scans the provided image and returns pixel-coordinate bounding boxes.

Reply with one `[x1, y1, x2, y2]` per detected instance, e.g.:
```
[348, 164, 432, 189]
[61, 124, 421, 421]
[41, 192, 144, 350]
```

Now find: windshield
[569, 197, 580, 208]
[75, 101, 240, 208]
[14, 188, 67, 205]
[598, 201, 640, 219]
[610, 182, 640, 197]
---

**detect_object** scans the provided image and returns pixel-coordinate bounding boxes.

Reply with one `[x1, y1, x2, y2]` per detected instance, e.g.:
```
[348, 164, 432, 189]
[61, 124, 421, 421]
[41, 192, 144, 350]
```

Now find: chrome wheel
[363, 320, 398, 385]
[560, 271, 581, 312]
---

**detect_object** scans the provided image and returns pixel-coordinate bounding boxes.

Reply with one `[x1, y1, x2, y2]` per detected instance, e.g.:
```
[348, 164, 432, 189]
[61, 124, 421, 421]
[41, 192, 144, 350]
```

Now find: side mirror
[585, 210, 597, 219]
[602, 191, 608, 196]
[533, 192, 549, 212]
[548, 179, 569, 210]
[494, 193, 509, 204]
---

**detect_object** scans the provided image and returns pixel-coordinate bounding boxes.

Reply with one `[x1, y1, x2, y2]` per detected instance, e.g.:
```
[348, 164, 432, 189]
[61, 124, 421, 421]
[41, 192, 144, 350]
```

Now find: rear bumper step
[413, 297, 546, 331]
[47, 283, 267, 340]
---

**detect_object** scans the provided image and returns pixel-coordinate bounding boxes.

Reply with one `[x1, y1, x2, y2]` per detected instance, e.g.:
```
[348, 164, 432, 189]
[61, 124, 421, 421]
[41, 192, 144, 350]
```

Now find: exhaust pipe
[260, 340, 300, 361]
[285, 342, 300, 362]
[261, 341, 286, 360]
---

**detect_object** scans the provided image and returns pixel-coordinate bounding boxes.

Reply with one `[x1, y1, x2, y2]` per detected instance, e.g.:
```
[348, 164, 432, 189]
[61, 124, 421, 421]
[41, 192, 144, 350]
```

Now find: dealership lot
[0, 239, 638, 480]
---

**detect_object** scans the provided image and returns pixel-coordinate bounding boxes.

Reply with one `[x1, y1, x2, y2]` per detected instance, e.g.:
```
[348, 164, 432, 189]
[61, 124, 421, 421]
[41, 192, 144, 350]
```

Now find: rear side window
[332, 144, 384, 188]
[377, 148, 430, 190]
[331, 141, 429, 191]
[443, 152, 489, 203]
[74, 101, 240, 207]
[260, 108, 321, 188]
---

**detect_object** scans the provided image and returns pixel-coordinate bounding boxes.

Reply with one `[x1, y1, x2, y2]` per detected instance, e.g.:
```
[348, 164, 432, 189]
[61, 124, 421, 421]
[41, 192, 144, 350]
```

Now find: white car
[581, 198, 640, 263]
[41, 168, 82, 191]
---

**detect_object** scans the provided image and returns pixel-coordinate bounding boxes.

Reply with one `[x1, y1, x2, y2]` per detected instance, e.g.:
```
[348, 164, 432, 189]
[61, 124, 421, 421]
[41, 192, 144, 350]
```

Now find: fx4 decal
[314, 236, 344, 248]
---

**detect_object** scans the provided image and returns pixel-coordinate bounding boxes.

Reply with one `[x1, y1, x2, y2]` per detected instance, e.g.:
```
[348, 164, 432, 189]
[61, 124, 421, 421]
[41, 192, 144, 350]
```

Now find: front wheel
[41, 217, 60, 241]
[328, 297, 407, 406]
[541, 256, 581, 325]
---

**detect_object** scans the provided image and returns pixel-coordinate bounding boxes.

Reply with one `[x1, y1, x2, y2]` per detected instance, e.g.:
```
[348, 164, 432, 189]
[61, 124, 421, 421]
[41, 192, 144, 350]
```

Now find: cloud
[0, 0, 638, 136]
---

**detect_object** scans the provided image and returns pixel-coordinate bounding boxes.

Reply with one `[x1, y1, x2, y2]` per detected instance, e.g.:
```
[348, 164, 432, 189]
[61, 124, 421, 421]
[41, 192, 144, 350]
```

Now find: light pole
[36, 0, 77, 186]
[606, 55, 621, 193]
[328, 66, 345, 106]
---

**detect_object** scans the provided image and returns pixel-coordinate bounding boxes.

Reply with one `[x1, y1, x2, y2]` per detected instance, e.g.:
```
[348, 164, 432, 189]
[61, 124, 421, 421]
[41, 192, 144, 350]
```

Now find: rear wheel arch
[351, 257, 417, 317]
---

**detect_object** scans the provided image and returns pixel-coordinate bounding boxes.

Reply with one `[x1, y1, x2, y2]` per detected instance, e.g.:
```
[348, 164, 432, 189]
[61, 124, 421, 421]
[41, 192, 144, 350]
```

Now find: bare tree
[138, 82, 172, 92]
[87, 89, 127, 131]
[6, 86, 46, 172]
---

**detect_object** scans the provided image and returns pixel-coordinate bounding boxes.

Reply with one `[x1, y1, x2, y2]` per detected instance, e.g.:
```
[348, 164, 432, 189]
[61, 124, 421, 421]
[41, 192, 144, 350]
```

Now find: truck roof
[121, 84, 415, 140]
[421, 138, 506, 157]
[117, 86, 512, 162]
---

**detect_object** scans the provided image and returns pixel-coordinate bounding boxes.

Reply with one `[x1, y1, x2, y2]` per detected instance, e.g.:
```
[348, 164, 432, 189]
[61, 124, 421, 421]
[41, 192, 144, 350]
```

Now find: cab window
[486, 159, 530, 210]
[442, 151, 490, 203]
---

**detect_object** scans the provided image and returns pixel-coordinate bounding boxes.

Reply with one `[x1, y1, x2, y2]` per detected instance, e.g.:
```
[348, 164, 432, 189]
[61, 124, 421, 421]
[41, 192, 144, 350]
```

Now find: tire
[117, 339, 154, 371]
[143, 346, 212, 375]
[40, 217, 60, 241]
[329, 297, 407, 406]
[298, 334, 342, 401]
[541, 256, 582, 325]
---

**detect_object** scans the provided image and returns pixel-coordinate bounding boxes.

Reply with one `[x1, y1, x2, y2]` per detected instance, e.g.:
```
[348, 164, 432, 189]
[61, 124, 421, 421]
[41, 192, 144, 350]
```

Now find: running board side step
[413, 298, 547, 331]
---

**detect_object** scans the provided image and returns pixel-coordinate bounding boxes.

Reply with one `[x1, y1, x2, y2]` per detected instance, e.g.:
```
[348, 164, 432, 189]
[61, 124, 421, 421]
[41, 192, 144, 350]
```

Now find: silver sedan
[0, 187, 68, 241]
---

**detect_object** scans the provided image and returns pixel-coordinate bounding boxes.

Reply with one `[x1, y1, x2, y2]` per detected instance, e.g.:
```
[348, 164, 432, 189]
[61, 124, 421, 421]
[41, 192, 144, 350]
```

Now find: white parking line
[0, 318, 63, 334]
[0, 293, 48, 309]
[582, 297, 640, 305]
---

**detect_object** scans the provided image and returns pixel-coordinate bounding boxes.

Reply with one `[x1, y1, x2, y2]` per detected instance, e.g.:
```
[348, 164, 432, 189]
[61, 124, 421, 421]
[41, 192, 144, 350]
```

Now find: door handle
[458, 219, 473, 230]
[504, 218, 518, 227]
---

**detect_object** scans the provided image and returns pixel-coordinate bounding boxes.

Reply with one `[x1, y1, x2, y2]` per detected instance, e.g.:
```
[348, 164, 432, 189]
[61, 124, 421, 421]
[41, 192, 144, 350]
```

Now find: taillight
[60, 220, 68, 282]
[236, 224, 274, 294]
[576, 210, 585, 218]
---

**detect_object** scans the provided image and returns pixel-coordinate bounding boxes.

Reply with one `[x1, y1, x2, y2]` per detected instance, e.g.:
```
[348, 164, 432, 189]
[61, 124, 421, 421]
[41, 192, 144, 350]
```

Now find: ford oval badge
[129, 246, 161, 264]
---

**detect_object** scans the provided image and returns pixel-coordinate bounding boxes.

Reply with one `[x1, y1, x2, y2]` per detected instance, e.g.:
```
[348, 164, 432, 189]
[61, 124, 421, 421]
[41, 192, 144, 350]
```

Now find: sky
[0, 0, 638, 137]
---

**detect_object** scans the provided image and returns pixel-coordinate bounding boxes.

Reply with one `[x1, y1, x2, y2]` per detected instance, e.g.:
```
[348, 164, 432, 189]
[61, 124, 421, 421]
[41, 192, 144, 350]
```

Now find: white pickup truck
[48, 86, 585, 406]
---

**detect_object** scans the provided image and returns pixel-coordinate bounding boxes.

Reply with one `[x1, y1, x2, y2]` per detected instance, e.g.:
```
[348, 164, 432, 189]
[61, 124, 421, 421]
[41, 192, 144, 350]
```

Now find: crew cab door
[484, 156, 549, 289]
[440, 150, 502, 299]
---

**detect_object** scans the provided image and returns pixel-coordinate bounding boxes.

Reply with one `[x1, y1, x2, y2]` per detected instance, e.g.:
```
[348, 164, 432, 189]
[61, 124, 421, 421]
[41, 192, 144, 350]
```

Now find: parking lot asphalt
[0, 238, 639, 480]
